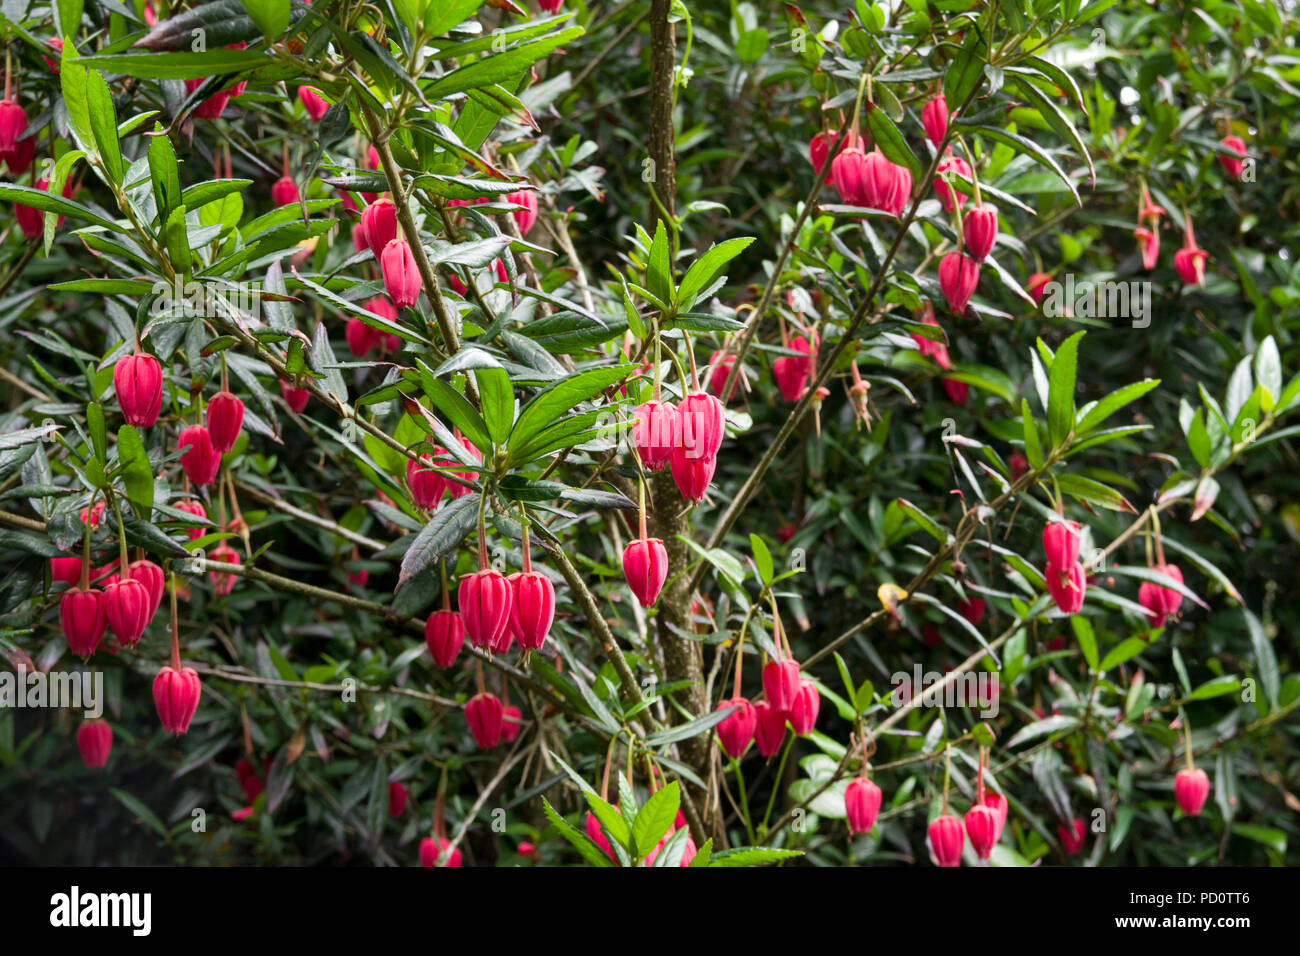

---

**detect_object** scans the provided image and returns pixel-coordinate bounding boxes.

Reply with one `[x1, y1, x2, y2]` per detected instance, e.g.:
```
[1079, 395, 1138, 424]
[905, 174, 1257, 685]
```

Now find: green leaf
[241, 0, 290, 40]
[646, 220, 674, 307]
[423, 26, 585, 100]
[541, 798, 614, 867]
[81, 48, 273, 79]
[1254, 336, 1281, 411]
[148, 124, 182, 225]
[1046, 331, 1084, 447]
[110, 788, 168, 838]
[1071, 615, 1099, 668]
[676, 237, 754, 310]
[585, 794, 631, 852]
[866, 102, 921, 178]
[1099, 637, 1147, 671]
[508, 365, 629, 463]
[474, 366, 514, 447]
[894, 498, 947, 543]
[969, 124, 1080, 205]
[750, 533, 774, 585]
[396, 493, 479, 590]
[943, 30, 985, 111]
[630, 782, 679, 862]
[644, 708, 738, 747]
[423, 378, 492, 455]
[1076, 379, 1160, 435]
[707, 846, 803, 867]
[86, 70, 122, 184]
[86, 401, 106, 463]
[1021, 398, 1044, 469]
[123, 516, 189, 558]
[425, 0, 487, 37]
[0, 184, 116, 230]
[116, 425, 154, 517]
[1188, 675, 1241, 701]
[1055, 473, 1135, 512]
[1242, 609, 1279, 711]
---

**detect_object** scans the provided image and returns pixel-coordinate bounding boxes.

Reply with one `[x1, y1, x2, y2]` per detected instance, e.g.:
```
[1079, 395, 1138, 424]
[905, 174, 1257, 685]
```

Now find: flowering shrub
[0, 0, 1297, 868]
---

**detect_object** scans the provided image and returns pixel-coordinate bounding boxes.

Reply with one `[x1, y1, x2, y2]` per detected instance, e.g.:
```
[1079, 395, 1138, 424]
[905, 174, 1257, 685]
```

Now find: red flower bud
[762, 657, 801, 712]
[959, 598, 986, 626]
[706, 351, 737, 400]
[1134, 224, 1159, 271]
[1174, 245, 1208, 286]
[16, 176, 73, 237]
[772, 335, 814, 403]
[271, 175, 300, 207]
[632, 400, 679, 471]
[1218, 135, 1246, 179]
[938, 251, 980, 315]
[1009, 451, 1029, 480]
[1058, 817, 1087, 855]
[830, 146, 870, 205]
[153, 665, 202, 734]
[1045, 560, 1087, 615]
[51, 556, 83, 586]
[388, 781, 408, 816]
[753, 701, 787, 757]
[77, 718, 113, 768]
[425, 609, 466, 668]
[420, 835, 463, 867]
[361, 197, 398, 252]
[178, 425, 220, 486]
[622, 537, 668, 607]
[128, 559, 165, 621]
[1043, 520, 1083, 567]
[962, 205, 998, 262]
[934, 156, 972, 212]
[205, 390, 245, 453]
[964, 804, 1001, 859]
[113, 352, 163, 427]
[941, 377, 968, 404]
[502, 704, 522, 743]
[5, 135, 35, 176]
[297, 86, 330, 121]
[808, 129, 858, 174]
[346, 317, 379, 356]
[982, 791, 1009, 834]
[209, 543, 240, 595]
[928, 813, 965, 867]
[381, 238, 422, 308]
[845, 777, 883, 834]
[1174, 767, 1210, 817]
[669, 444, 717, 502]
[61, 586, 106, 656]
[176, 498, 208, 540]
[715, 698, 756, 759]
[103, 578, 152, 646]
[678, 391, 726, 460]
[921, 94, 949, 147]
[586, 811, 617, 860]
[509, 569, 556, 651]
[407, 452, 450, 510]
[860, 149, 910, 215]
[788, 681, 820, 735]
[279, 379, 310, 413]
[539, 0, 564, 13]
[0, 99, 29, 154]
[507, 189, 538, 234]
[458, 568, 514, 651]
[466, 691, 505, 748]
[1026, 272, 1052, 305]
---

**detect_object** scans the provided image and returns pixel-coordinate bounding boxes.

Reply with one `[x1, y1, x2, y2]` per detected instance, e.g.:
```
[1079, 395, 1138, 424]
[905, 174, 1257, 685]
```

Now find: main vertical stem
[645, 0, 713, 843]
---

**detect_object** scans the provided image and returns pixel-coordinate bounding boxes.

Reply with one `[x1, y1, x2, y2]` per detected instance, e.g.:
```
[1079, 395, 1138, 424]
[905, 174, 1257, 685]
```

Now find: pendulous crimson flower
[921, 93, 948, 147]
[297, 86, 329, 121]
[788, 681, 820, 735]
[928, 814, 965, 867]
[154, 665, 202, 734]
[425, 609, 466, 668]
[962, 205, 998, 262]
[753, 701, 787, 757]
[407, 453, 450, 510]
[1217, 135, 1246, 179]
[103, 578, 151, 646]
[361, 197, 398, 252]
[623, 537, 669, 607]
[845, 777, 883, 834]
[61, 587, 106, 656]
[114, 352, 163, 427]
[964, 804, 1001, 860]
[715, 698, 757, 758]
[381, 238, 422, 308]
[632, 400, 679, 471]
[271, 175, 300, 207]
[77, 719, 113, 768]
[178, 425, 220, 486]
[458, 568, 514, 651]
[762, 657, 801, 713]
[938, 251, 980, 315]
[509, 569, 556, 651]
[205, 390, 245, 454]
[1058, 817, 1087, 855]
[465, 692, 505, 749]
[1174, 767, 1210, 817]
[933, 155, 972, 212]
[420, 836, 463, 867]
